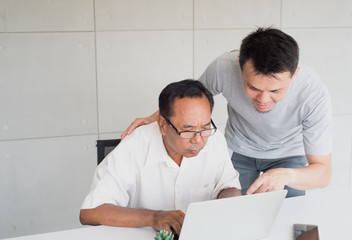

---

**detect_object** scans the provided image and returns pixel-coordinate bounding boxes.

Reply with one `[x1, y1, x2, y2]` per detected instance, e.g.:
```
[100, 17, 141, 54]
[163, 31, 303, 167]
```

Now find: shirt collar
[145, 123, 179, 168]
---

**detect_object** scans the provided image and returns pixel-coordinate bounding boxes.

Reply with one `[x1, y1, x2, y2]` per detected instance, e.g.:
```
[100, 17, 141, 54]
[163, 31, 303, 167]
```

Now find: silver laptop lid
[179, 190, 287, 240]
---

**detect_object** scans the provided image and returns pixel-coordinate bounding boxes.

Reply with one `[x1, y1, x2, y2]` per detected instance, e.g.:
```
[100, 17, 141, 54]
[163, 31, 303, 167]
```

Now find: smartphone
[293, 224, 319, 240]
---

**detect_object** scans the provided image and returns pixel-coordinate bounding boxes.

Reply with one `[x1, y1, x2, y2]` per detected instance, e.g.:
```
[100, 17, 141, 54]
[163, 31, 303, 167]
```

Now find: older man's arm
[217, 187, 242, 199]
[80, 203, 185, 235]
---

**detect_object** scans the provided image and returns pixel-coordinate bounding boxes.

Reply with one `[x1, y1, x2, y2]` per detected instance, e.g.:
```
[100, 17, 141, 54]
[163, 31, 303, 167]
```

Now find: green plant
[154, 229, 174, 240]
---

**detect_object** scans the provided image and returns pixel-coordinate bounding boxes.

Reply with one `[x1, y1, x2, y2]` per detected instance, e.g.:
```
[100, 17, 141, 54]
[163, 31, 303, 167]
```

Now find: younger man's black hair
[239, 27, 299, 77]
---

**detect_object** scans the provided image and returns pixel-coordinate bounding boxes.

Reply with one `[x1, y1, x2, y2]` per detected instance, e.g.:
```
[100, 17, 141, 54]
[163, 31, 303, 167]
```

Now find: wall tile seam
[0, 31, 95, 35]
[192, 0, 195, 79]
[281, 26, 352, 30]
[0, 133, 99, 143]
[279, 0, 283, 28]
[93, 0, 100, 140]
[0, 29, 193, 34]
[350, 134, 352, 189]
[193, 26, 352, 30]
[2, 26, 352, 35]
[332, 114, 352, 117]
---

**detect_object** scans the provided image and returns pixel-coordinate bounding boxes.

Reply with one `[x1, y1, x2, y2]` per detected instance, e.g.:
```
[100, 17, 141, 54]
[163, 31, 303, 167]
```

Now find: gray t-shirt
[199, 51, 332, 159]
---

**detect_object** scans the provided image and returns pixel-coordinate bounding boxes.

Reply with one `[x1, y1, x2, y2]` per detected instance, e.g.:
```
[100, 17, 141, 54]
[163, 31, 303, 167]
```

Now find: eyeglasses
[163, 116, 217, 139]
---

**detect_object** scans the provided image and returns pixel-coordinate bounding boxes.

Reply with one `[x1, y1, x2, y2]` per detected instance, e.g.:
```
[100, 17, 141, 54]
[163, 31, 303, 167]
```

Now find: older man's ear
[158, 115, 167, 136]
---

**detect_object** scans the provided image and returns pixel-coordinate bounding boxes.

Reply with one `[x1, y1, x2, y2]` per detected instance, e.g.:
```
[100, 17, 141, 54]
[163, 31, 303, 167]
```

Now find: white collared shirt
[81, 122, 241, 213]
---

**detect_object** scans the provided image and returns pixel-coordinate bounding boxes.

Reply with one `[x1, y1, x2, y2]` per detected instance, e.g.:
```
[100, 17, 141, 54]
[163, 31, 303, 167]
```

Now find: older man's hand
[152, 210, 185, 236]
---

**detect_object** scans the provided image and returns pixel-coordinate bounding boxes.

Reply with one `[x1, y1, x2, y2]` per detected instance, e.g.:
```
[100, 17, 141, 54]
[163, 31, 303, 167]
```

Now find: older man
[80, 80, 241, 235]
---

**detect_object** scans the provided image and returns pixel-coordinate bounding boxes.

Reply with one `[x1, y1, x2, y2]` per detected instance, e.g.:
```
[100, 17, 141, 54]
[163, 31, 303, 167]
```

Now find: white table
[270, 189, 352, 240]
[5, 190, 352, 240]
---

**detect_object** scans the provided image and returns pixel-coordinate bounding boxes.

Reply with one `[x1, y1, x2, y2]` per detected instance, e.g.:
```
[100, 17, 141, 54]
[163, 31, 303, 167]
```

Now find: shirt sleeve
[211, 133, 242, 198]
[198, 56, 222, 96]
[80, 144, 137, 209]
[302, 89, 333, 155]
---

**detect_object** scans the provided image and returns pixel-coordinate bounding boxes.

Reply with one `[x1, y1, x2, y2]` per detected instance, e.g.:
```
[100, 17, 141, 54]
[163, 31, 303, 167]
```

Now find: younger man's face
[241, 59, 299, 112]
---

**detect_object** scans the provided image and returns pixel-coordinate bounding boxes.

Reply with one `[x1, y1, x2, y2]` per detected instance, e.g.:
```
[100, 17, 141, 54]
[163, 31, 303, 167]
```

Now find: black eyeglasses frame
[162, 116, 217, 139]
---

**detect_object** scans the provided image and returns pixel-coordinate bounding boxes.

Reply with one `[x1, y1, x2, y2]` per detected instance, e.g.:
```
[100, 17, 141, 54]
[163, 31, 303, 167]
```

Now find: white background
[0, 0, 351, 238]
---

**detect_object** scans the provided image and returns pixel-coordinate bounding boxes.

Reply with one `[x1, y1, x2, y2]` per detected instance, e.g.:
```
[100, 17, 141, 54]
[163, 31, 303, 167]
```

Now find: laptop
[179, 190, 287, 240]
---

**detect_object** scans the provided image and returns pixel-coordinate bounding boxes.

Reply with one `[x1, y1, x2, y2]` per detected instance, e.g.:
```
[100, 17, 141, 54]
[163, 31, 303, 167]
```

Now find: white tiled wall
[0, 0, 94, 32]
[285, 28, 352, 116]
[329, 116, 352, 190]
[1, 0, 351, 238]
[95, 0, 193, 30]
[0, 33, 97, 140]
[282, 0, 352, 28]
[194, 0, 281, 29]
[96, 30, 193, 134]
[0, 135, 97, 237]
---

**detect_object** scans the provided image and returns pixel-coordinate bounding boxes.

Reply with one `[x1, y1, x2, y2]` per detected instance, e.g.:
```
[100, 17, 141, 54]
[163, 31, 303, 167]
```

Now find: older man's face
[159, 95, 212, 165]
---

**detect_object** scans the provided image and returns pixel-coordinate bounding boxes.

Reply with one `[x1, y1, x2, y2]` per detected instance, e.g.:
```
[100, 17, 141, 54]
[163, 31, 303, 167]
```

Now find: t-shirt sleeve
[199, 51, 241, 100]
[198, 57, 222, 96]
[302, 89, 333, 155]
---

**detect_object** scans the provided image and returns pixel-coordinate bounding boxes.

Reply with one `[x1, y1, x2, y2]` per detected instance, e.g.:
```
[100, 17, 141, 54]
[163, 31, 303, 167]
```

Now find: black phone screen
[293, 224, 319, 240]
